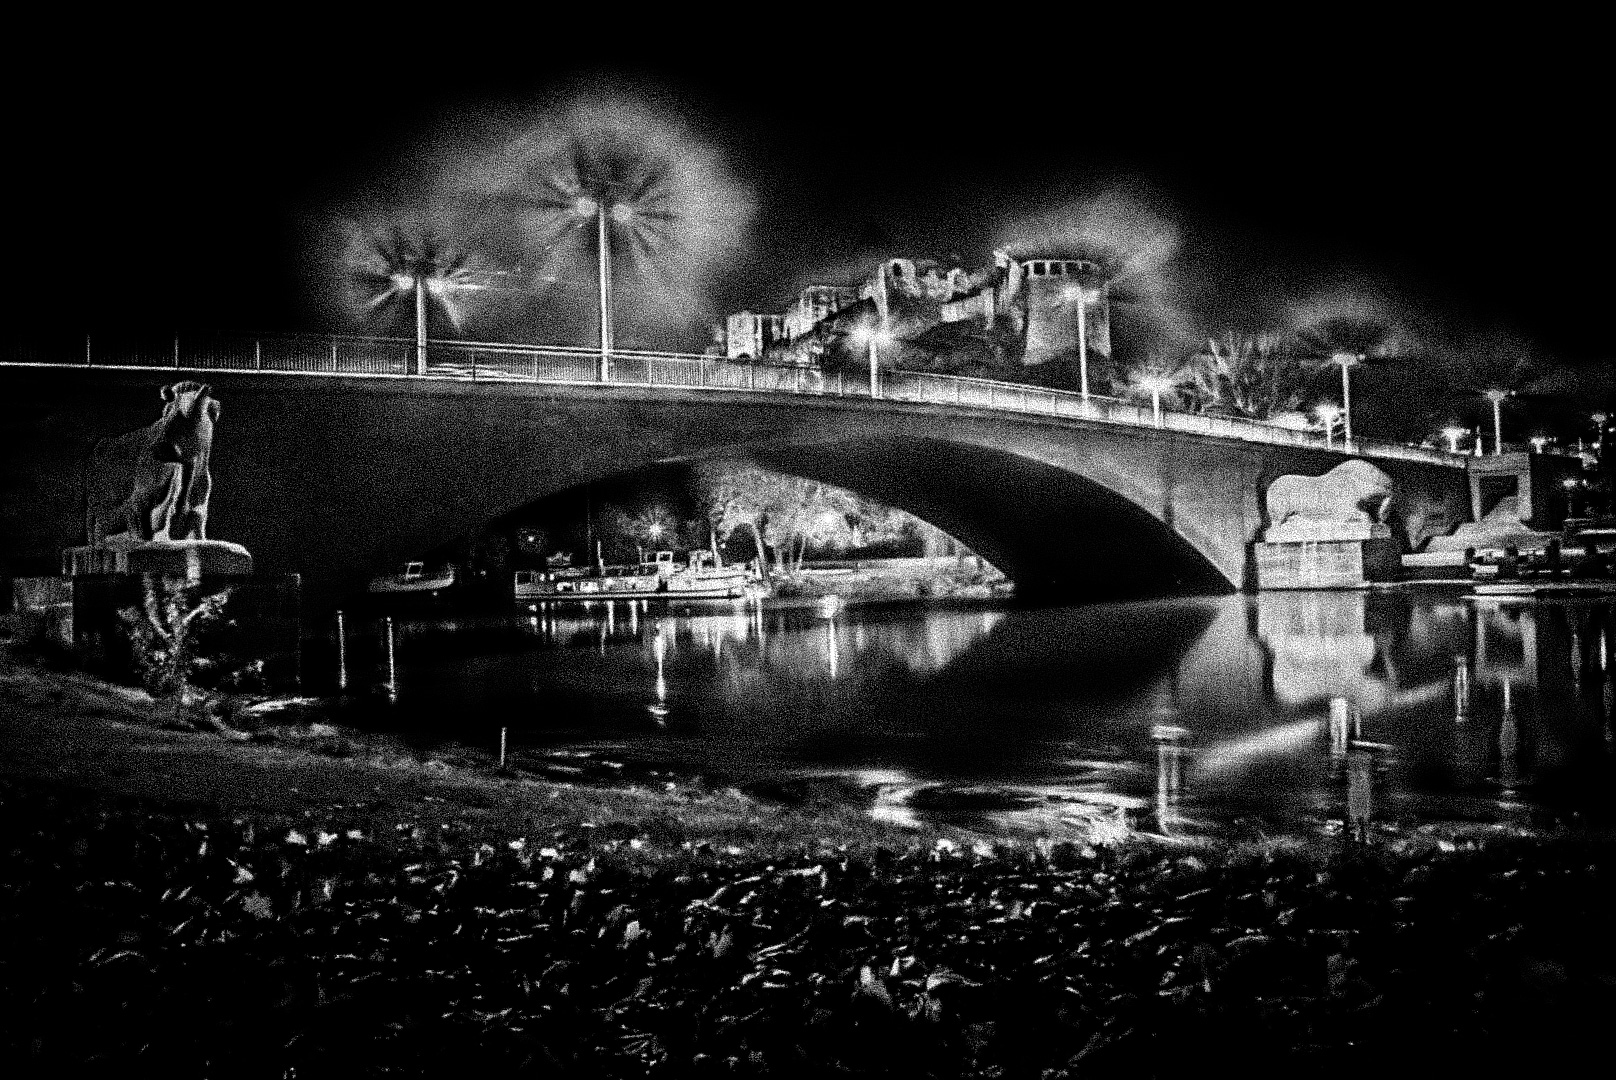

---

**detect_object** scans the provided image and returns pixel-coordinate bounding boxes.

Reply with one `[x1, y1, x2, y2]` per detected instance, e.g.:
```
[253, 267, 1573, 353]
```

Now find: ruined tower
[1008, 254, 1112, 368]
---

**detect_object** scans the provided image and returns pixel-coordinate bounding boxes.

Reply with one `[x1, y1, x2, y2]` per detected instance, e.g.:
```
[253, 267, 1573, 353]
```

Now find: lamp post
[1072, 283, 1096, 402]
[1138, 374, 1172, 427]
[386, 272, 433, 376]
[1484, 389, 1509, 455]
[577, 196, 632, 383]
[852, 323, 893, 399]
[1442, 427, 1467, 455]
[1328, 352, 1362, 450]
[1317, 404, 1343, 451]
[868, 333, 880, 399]
[413, 274, 427, 375]
[1530, 436, 1549, 454]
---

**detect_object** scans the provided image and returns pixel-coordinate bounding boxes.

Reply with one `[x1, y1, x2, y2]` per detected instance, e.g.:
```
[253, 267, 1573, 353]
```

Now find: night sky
[7, 30, 1611, 372]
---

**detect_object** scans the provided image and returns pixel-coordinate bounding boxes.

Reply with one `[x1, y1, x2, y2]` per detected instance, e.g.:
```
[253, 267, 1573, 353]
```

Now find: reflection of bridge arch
[1, 366, 1470, 608]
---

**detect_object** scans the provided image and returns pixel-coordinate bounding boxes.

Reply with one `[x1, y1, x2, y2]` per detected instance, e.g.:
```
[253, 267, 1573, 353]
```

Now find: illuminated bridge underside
[1, 368, 1471, 607]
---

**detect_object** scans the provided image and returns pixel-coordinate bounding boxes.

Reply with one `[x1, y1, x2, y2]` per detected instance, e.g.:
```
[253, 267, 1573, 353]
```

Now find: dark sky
[7, 30, 1612, 368]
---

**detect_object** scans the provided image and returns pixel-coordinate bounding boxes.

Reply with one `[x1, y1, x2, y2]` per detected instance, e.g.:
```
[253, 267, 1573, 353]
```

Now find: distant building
[782, 285, 861, 340]
[724, 311, 784, 360]
[725, 248, 1111, 370]
[1010, 255, 1111, 367]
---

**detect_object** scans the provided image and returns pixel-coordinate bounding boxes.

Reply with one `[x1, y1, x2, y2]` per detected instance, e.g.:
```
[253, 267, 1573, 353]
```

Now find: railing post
[838, 371, 845, 396]
[173, 334, 180, 369]
[254, 339, 262, 370]
[330, 337, 338, 373]
[532, 352, 539, 381]
[749, 365, 756, 391]
[471, 351, 478, 381]
[85, 334, 91, 367]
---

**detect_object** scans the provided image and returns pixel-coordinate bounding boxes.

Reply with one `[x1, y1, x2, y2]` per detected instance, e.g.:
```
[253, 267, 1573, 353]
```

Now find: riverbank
[769, 558, 1009, 602]
[5, 644, 1616, 1075]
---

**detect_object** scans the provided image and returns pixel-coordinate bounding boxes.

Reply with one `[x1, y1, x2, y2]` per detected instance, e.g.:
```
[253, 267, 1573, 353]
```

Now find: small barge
[514, 550, 754, 602]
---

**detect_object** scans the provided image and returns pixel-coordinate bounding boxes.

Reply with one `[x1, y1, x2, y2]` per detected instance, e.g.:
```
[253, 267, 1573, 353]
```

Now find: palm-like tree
[1188, 331, 1310, 420]
[345, 222, 485, 375]
[1288, 303, 1422, 449]
[1434, 333, 1557, 455]
[463, 95, 754, 370]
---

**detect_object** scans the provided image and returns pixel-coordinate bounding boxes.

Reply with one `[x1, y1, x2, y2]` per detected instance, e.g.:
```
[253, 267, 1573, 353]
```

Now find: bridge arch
[731, 435, 1231, 599]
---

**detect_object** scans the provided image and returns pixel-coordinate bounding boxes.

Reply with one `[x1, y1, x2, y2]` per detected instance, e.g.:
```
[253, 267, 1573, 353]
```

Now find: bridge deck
[2, 332, 1465, 467]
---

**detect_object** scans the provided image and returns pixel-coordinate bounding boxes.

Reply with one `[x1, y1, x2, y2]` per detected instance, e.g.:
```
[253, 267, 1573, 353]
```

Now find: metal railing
[1, 332, 1465, 467]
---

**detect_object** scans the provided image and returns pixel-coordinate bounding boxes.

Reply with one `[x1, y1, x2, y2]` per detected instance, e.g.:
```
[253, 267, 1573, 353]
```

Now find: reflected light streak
[1192, 719, 1323, 779]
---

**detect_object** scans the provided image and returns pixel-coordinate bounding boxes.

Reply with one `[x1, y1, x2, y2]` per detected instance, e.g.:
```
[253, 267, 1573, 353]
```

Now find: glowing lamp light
[610, 203, 634, 224]
[1136, 374, 1174, 427]
[647, 523, 665, 540]
[1530, 436, 1549, 454]
[574, 196, 598, 216]
[391, 273, 415, 291]
[1441, 427, 1467, 454]
[849, 323, 895, 350]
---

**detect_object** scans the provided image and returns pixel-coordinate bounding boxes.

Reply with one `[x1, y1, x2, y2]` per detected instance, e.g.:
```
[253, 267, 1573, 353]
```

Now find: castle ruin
[721, 250, 1111, 374]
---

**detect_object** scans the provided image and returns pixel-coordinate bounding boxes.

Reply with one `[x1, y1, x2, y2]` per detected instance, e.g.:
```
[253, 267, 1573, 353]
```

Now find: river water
[338, 591, 1616, 842]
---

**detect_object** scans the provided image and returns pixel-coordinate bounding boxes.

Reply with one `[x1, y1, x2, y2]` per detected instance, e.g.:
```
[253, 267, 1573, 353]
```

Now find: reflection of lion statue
[1265, 460, 1394, 540]
[85, 382, 221, 544]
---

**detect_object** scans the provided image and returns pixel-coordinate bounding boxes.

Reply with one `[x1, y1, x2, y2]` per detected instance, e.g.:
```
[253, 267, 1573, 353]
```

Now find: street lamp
[1327, 351, 1363, 449]
[1068, 281, 1102, 403]
[1137, 373, 1173, 427]
[386, 271, 459, 376]
[1441, 426, 1467, 455]
[1483, 388, 1510, 455]
[1316, 404, 1343, 451]
[1530, 436, 1549, 454]
[850, 323, 894, 399]
[576, 196, 635, 382]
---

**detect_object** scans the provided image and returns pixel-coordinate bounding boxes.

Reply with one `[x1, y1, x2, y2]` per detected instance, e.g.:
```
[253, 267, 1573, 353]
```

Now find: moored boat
[514, 550, 754, 602]
[369, 561, 457, 596]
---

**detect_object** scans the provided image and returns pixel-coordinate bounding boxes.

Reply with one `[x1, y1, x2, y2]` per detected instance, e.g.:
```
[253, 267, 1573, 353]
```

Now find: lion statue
[1264, 460, 1395, 541]
[85, 381, 220, 545]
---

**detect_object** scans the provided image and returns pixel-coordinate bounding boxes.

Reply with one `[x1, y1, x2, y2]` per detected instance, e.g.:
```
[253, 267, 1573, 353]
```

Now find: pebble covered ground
[6, 650, 1616, 1076]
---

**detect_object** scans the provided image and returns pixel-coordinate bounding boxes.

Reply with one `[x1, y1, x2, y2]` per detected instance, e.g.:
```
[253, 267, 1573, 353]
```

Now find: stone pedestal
[62, 538, 253, 580]
[1254, 538, 1402, 589]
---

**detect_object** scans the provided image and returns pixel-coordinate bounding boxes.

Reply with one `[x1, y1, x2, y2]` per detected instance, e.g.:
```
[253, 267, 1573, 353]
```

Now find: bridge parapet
[2, 332, 1463, 467]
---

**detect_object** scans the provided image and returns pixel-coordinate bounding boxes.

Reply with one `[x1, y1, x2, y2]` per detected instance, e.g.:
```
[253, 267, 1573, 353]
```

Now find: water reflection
[374, 591, 1616, 839]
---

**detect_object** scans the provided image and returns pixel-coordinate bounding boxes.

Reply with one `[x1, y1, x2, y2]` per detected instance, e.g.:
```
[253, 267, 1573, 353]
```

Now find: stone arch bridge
[0, 348, 1471, 609]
